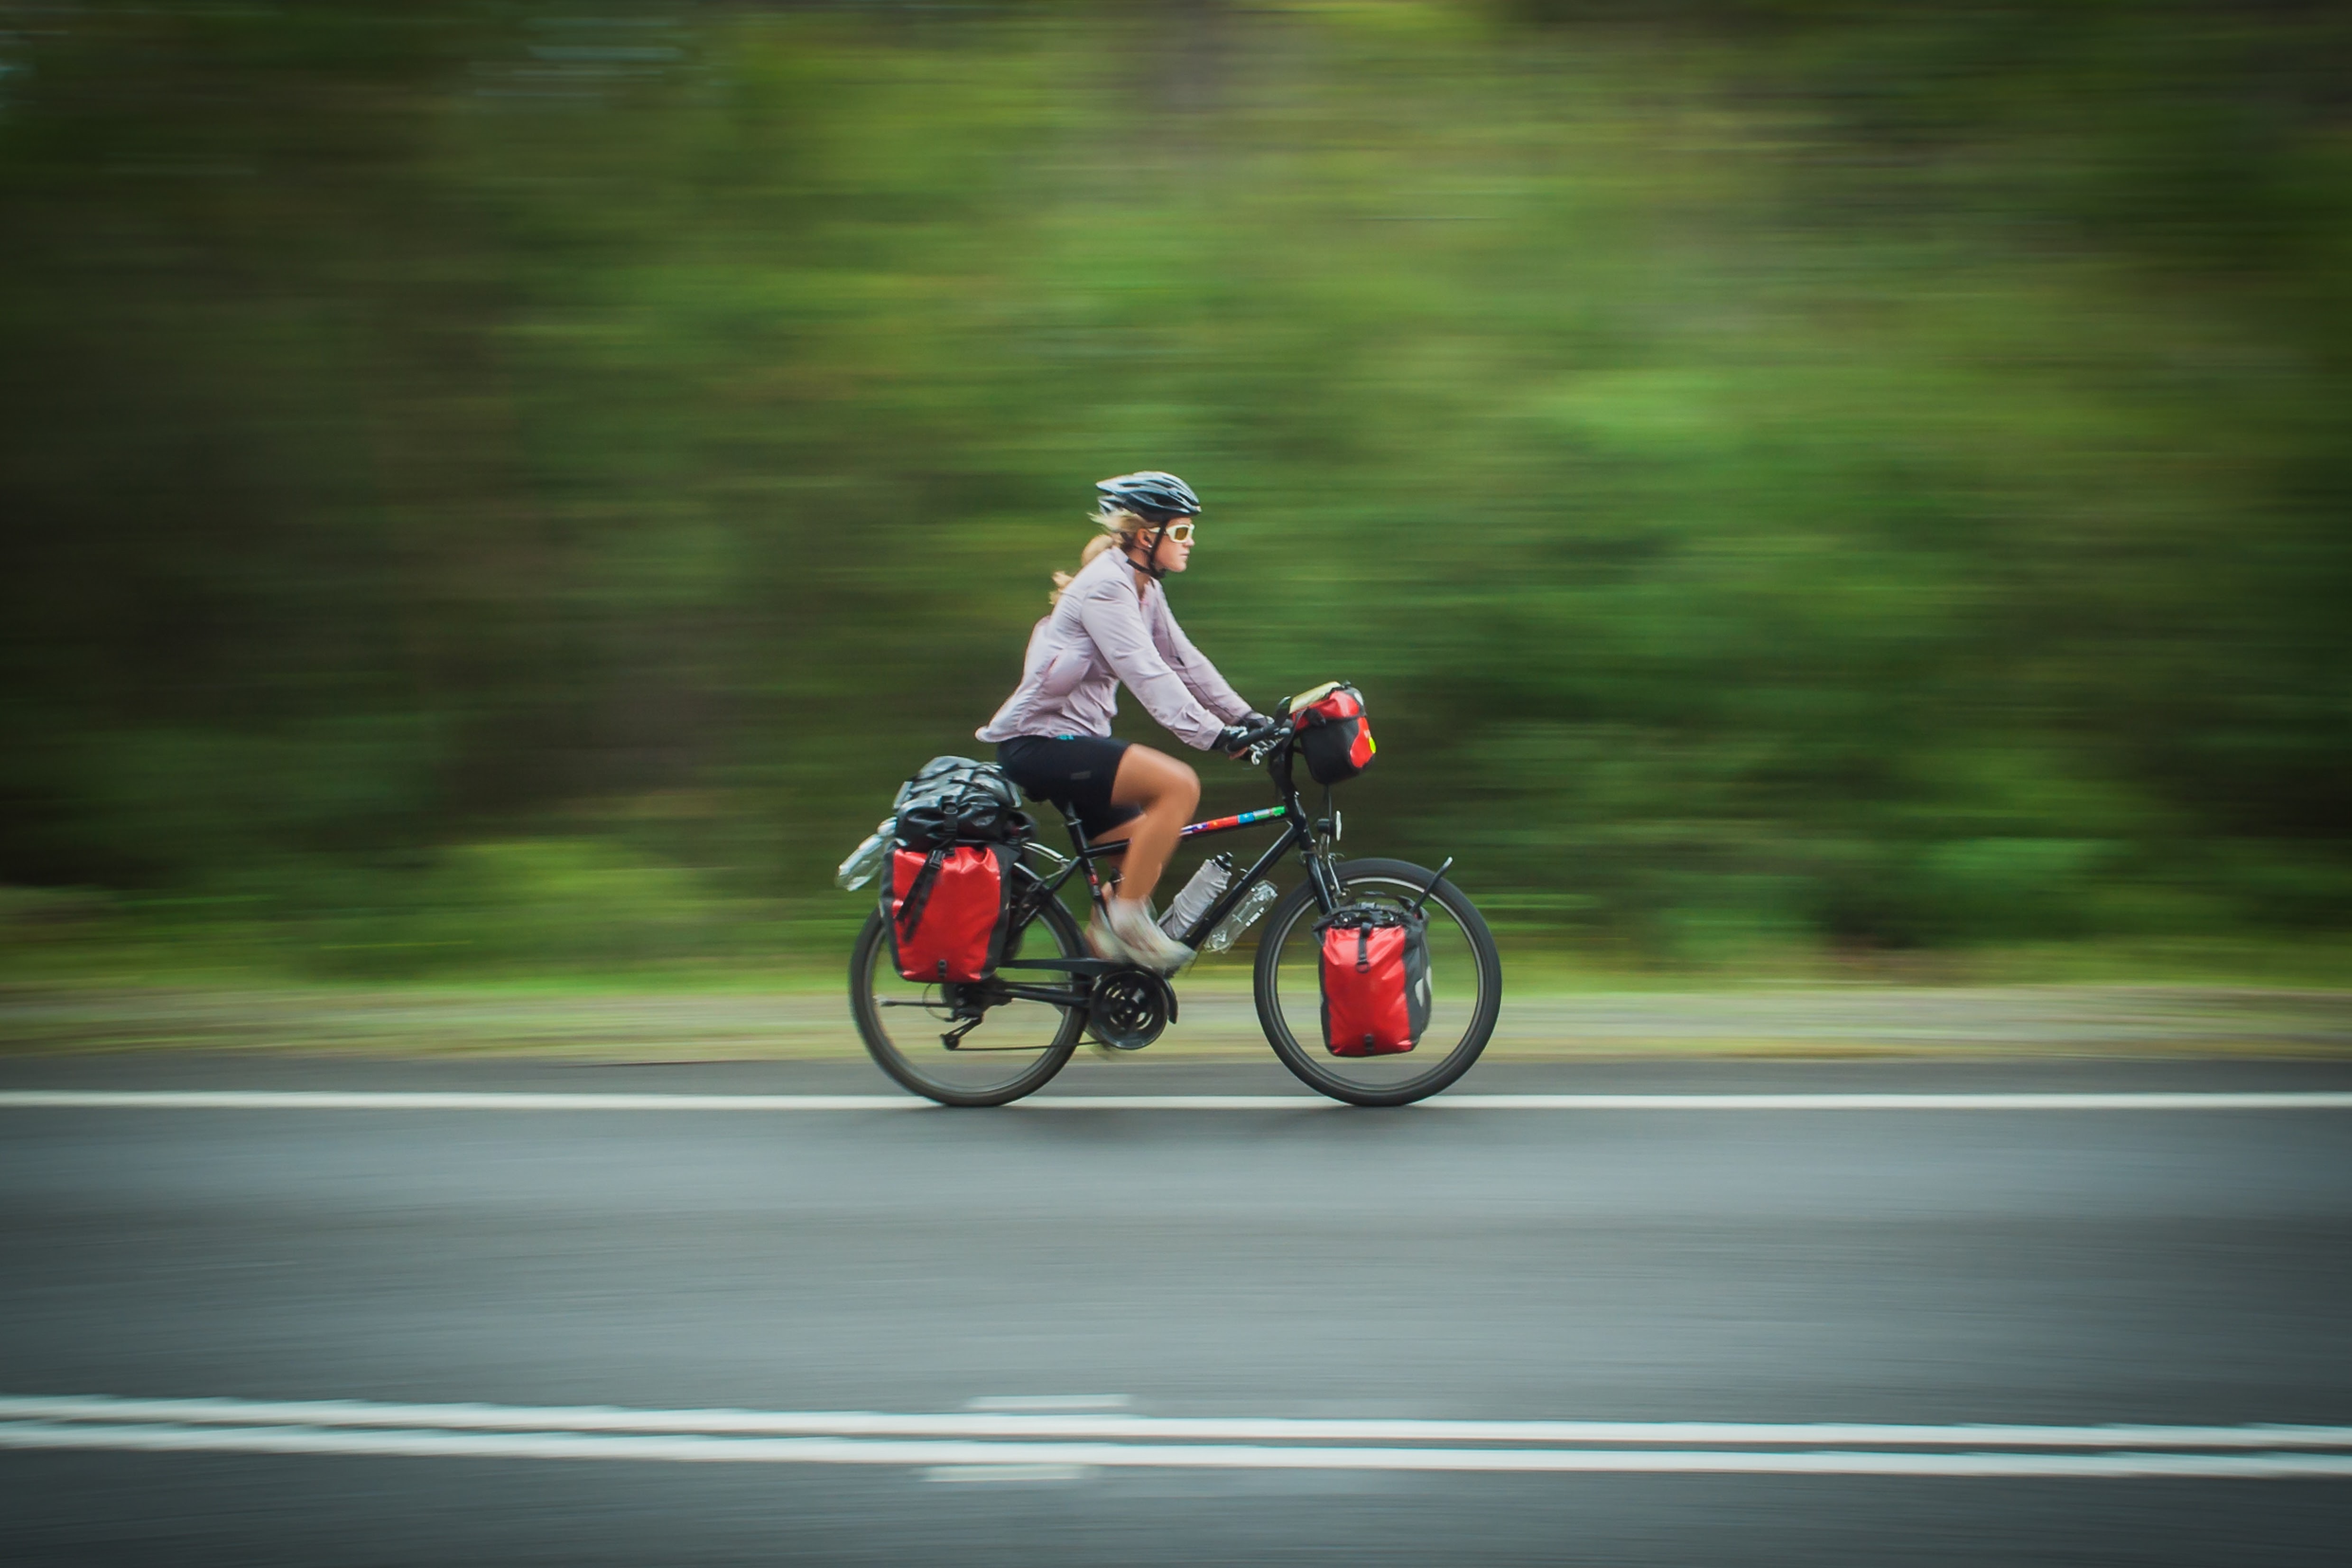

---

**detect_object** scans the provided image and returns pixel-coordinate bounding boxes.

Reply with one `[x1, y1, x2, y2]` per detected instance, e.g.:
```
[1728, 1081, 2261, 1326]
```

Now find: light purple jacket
[976, 545, 1251, 751]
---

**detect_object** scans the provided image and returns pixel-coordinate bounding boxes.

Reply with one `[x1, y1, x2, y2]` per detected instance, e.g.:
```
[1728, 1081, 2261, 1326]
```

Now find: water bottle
[1201, 879, 1279, 953]
[835, 819, 896, 891]
[1159, 853, 1233, 938]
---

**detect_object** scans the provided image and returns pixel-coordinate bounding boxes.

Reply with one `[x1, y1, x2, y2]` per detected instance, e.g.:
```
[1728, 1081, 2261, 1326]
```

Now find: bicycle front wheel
[851, 889, 1085, 1106]
[1253, 857, 1502, 1106]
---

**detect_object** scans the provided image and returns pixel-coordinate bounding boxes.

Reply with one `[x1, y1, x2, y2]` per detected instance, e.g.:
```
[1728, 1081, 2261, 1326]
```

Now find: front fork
[1302, 805, 1347, 914]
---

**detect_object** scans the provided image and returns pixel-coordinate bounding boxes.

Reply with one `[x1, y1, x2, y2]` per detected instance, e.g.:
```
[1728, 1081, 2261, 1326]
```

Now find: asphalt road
[4, 1054, 2351, 1565]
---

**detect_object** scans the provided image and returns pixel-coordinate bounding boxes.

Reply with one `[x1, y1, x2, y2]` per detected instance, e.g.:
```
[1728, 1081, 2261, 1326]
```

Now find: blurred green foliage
[2, 1, 2347, 976]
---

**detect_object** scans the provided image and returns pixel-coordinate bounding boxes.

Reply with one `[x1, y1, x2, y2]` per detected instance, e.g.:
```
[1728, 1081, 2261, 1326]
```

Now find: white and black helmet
[1095, 470, 1201, 522]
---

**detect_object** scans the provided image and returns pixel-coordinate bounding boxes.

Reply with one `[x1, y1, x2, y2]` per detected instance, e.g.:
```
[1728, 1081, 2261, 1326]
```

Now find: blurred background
[2, 0, 2347, 987]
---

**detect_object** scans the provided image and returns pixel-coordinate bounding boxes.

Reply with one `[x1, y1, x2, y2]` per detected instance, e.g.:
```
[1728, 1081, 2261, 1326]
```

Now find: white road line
[4, 1397, 2349, 1451]
[1435, 1092, 2352, 1110]
[3, 1090, 2351, 1112]
[0, 1091, 918, 1111]
[4, 1422, 2351, 1477]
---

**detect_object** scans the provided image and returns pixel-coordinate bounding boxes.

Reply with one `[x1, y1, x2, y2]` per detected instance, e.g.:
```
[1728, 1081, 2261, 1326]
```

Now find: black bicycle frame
[987, 735, 1343, 1007]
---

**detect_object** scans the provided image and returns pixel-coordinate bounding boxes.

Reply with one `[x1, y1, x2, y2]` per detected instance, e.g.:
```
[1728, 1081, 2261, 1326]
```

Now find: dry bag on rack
[1289, 682, 1377, 786]
[1315, 903, 1431, 1056]
[892, 756, 1032, 849]
[887, 842, 1016, 985]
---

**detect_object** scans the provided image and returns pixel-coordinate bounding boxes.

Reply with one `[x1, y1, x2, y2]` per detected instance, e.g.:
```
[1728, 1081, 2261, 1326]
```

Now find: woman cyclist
[978, 472, 1272, 973]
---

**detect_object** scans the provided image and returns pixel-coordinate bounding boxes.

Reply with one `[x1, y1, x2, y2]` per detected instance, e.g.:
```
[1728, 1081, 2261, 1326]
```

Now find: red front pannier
[887, 844, 1016, 984]
[1317, 904, 1431, 1056]
[1290, 682, 1376, 786]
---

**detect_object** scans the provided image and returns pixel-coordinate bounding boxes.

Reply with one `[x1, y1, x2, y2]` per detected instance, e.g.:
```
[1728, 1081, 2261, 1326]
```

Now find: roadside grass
[6, 978, 2349, 1061]
[7, 884, 2347, 997]
[3, 922, 2345, 1061]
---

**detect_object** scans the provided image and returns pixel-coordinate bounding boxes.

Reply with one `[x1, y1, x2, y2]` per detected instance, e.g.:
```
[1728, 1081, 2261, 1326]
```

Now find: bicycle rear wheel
[1253, 857, 1501, 1106]
[851, 888, 1085, 1106]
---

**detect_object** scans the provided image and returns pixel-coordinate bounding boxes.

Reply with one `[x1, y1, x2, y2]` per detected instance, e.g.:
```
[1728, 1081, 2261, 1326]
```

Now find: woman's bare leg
[1092, 744, 1199, 908]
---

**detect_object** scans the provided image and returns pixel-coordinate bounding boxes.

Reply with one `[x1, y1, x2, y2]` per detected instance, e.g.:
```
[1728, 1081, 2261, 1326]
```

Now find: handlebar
[1232, 717, 1290, 765]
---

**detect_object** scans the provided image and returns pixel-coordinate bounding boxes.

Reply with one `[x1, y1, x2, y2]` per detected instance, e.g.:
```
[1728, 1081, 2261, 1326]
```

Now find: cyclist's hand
[1219, 713, 1285, 760]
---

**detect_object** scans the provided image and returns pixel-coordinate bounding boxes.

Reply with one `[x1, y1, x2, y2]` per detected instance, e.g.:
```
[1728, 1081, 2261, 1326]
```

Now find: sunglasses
[1149, 520, 1196, 544]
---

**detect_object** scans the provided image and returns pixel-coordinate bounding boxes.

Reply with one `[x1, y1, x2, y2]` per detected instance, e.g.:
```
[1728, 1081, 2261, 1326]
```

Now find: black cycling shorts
[995, 734, 1141, 840]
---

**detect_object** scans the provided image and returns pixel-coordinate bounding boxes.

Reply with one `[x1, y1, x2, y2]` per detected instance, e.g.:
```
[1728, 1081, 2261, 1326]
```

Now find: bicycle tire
[1252, 856, 1502, 1106]
[851, 890, 1085, 1107]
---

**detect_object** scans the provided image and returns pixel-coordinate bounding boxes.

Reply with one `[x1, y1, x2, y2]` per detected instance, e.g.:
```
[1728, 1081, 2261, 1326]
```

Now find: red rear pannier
[887, 844, 1016, 984]
[1291, 682, 1376, 786]
[1316, 904, 1432, 1056]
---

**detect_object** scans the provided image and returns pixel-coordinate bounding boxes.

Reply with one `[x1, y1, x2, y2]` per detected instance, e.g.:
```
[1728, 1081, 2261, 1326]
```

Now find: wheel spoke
[1252, 858, 1500, 1106]
[851, 886, 1085, 1106]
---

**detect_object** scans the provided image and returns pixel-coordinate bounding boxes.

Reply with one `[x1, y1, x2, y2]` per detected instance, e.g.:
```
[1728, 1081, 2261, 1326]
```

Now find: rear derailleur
[935, 982, 989, 1050]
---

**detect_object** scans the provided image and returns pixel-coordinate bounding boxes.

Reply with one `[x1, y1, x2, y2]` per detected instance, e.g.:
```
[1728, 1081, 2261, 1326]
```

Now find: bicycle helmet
[1095, 471, 1201, 582]
[1095, 471, 1201, 522]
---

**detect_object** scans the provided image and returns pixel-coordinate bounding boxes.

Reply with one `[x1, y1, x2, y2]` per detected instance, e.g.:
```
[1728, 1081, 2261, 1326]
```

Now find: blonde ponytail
[1048, 510, 1144, 604]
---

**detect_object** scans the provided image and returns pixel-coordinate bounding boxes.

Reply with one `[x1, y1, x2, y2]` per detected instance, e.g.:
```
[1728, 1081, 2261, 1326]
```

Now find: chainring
[1086, 967, 1178, 1051]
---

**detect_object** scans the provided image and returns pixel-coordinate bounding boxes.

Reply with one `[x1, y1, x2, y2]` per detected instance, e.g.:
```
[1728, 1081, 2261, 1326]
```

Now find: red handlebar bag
[1291, 683, 1376, 786]
[1316, 905, 1431, 1056]
[887, 843, 1016, 984]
